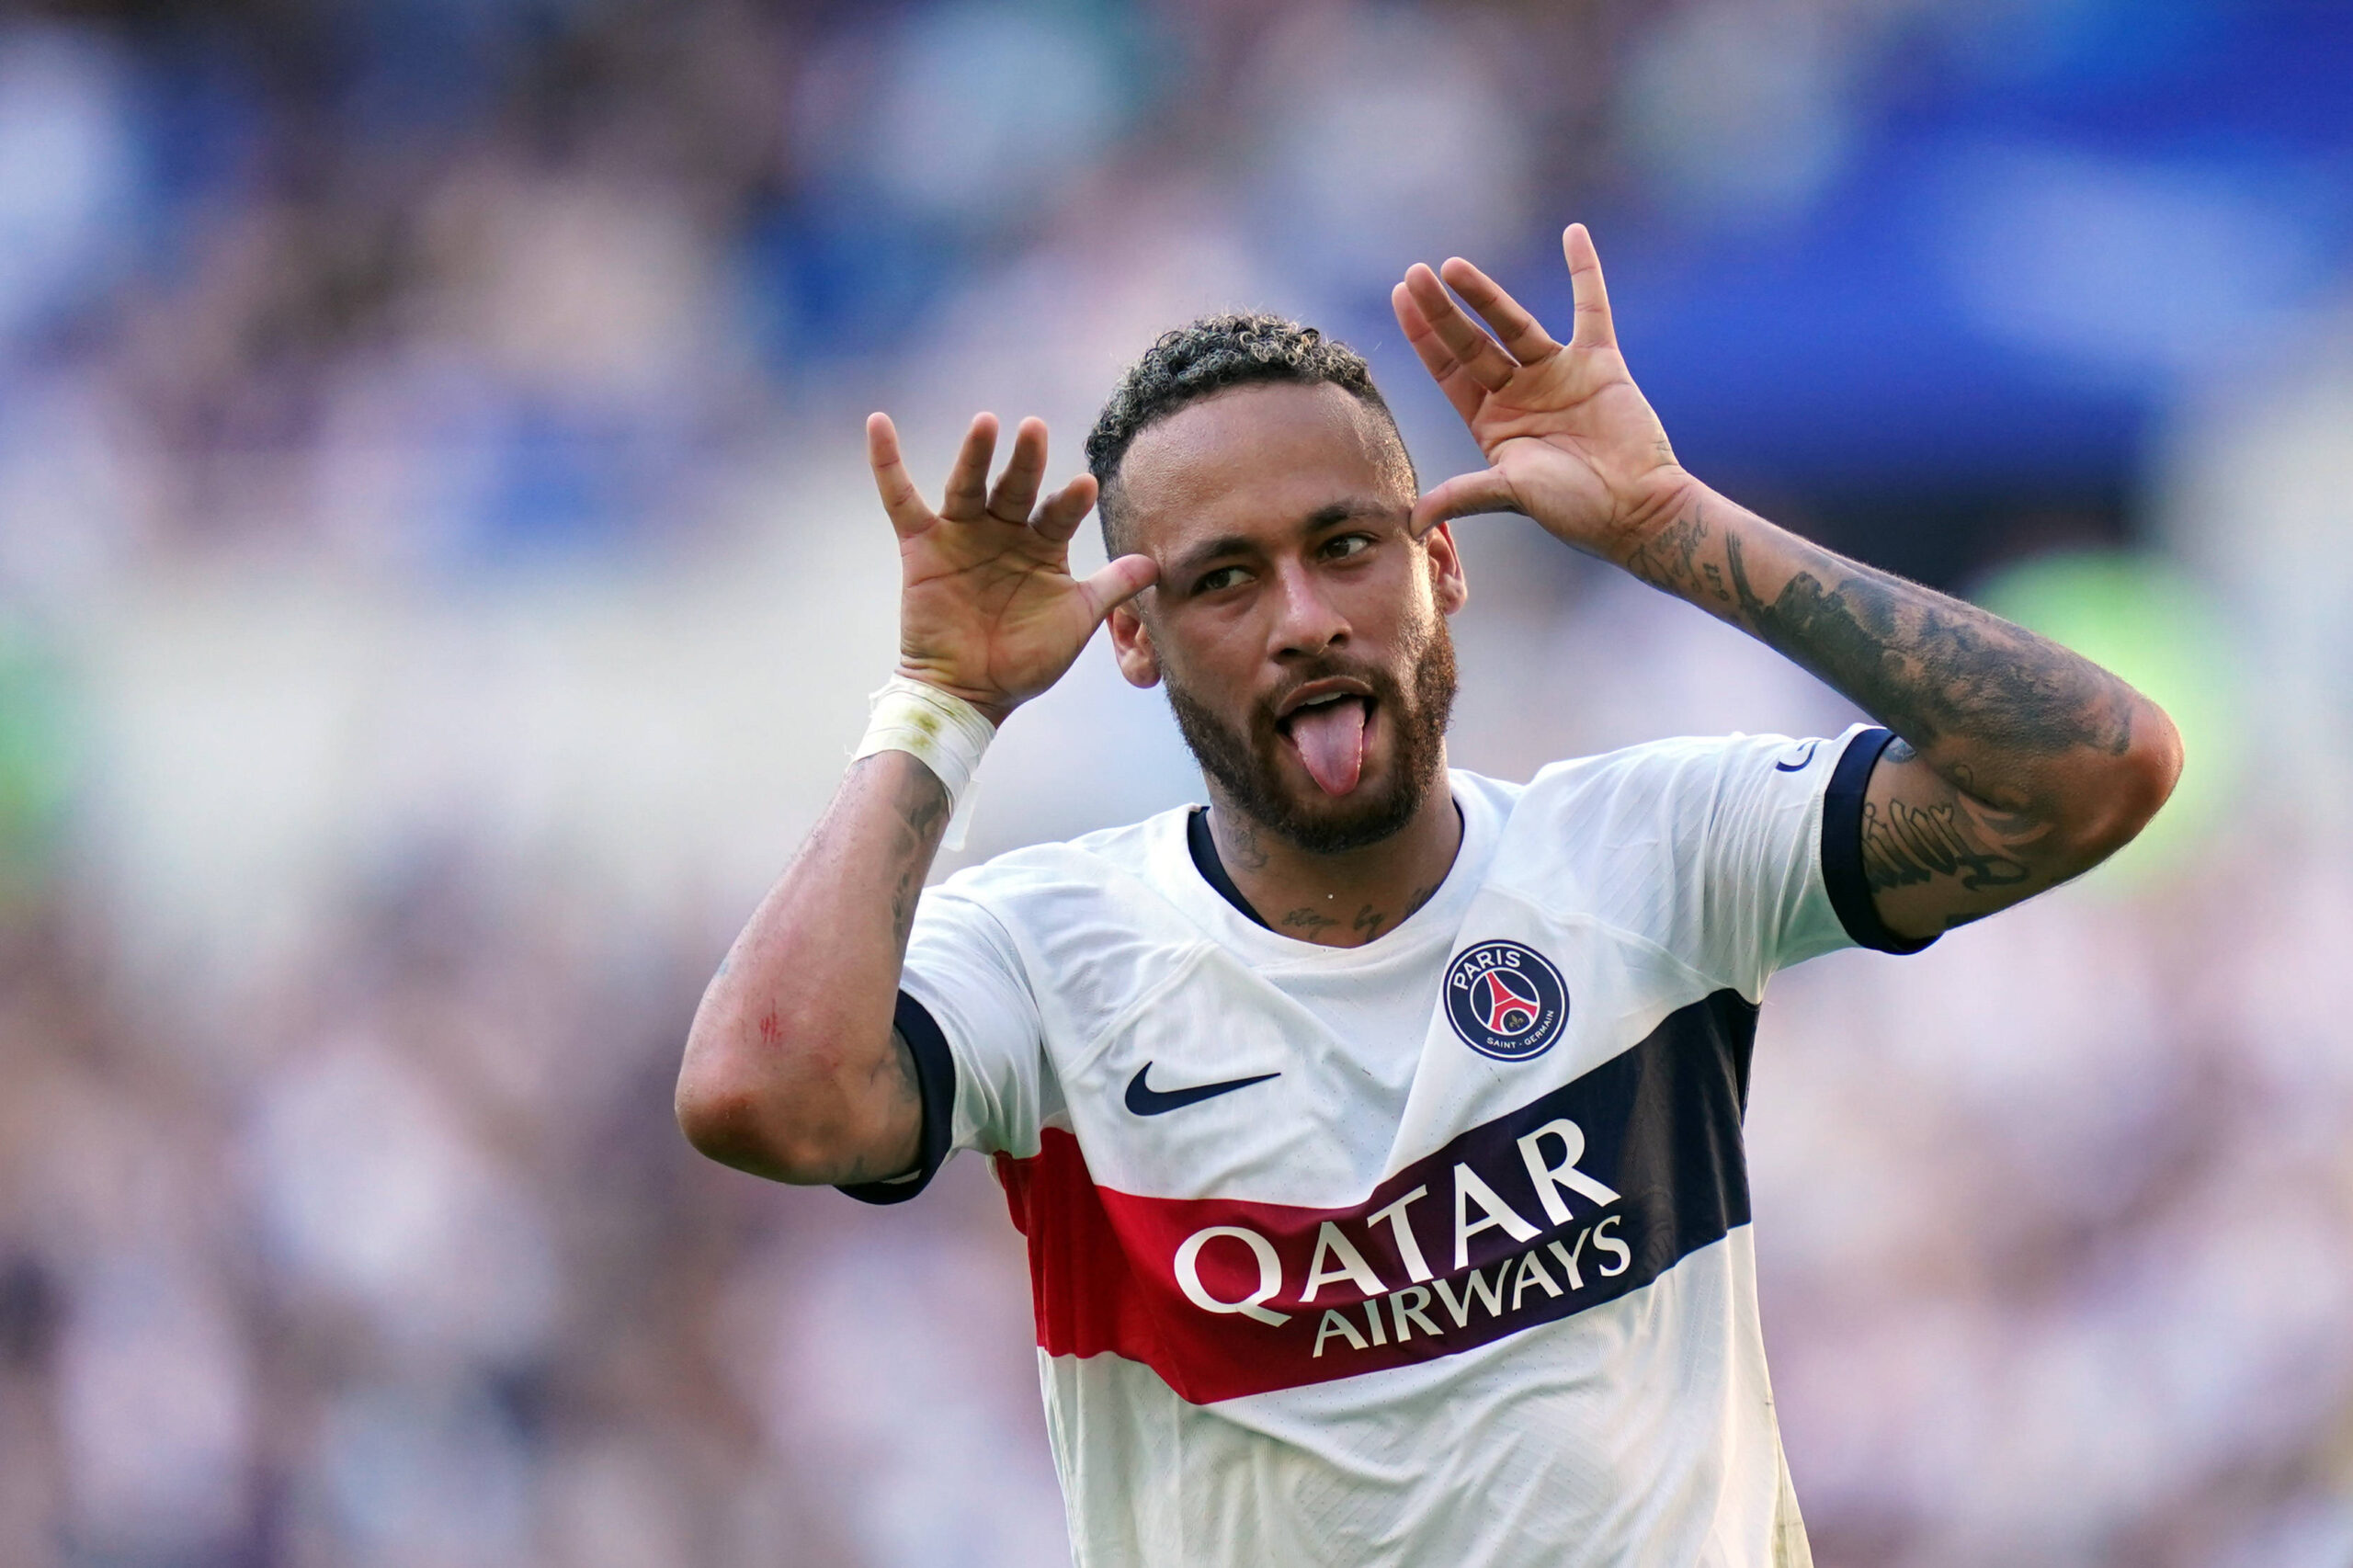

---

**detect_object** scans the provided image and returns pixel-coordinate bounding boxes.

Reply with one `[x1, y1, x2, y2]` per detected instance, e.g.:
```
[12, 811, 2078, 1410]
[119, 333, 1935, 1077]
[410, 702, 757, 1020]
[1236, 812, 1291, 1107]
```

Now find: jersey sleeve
[1704, 723, 1938, 989]
[1815, 725, 1941, 962]
[1527, 724, 1935, 1003]
[836, 879, 1052, 1206]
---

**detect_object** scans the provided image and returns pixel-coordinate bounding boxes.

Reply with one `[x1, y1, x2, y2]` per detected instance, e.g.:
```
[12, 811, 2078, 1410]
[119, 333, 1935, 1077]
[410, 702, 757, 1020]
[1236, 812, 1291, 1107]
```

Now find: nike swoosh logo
[1773, 741, 1820, 773]
[1124, 1062, 1281, 1116]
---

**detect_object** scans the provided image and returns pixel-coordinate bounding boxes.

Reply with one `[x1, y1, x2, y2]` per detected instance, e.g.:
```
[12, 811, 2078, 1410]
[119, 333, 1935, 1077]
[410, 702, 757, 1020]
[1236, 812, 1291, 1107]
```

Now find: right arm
[675, 412, 1155, 1185]
[677, 750, 949, 1184]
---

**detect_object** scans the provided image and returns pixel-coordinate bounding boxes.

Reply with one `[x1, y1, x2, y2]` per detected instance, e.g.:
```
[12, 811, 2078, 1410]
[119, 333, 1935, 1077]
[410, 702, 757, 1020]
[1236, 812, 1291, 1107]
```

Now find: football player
[676, 225, 2179, 1566]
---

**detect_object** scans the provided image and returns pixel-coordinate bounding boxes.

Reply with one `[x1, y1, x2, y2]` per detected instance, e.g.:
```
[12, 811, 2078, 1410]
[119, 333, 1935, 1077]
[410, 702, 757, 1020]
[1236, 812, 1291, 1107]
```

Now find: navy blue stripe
[1305, 988, 1763, 1361]
[1822, 727, 1939, 956]
[837, 992, 959, 1206]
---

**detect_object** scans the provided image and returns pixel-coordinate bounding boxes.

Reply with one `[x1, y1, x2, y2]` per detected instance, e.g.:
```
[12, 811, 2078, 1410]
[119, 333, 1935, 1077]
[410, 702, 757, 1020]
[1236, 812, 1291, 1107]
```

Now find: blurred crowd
[2, 0, 2351, 1565]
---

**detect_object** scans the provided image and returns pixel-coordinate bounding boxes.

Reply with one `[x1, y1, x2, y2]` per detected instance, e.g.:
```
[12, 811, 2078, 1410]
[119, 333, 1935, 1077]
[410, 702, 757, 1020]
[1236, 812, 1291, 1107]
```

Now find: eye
[1323, 532, 1374, 560]
[1194, 565, 1250, 595]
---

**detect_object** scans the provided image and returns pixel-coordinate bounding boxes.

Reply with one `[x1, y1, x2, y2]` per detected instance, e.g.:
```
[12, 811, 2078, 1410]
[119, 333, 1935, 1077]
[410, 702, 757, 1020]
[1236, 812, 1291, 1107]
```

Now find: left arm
[1393, 224, 2181, 941]
[1618, 490, 2177, 938]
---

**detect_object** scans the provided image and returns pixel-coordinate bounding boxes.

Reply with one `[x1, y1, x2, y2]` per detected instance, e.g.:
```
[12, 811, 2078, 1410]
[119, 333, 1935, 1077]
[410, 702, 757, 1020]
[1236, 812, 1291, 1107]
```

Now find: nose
[1268, 556, 1349, 661]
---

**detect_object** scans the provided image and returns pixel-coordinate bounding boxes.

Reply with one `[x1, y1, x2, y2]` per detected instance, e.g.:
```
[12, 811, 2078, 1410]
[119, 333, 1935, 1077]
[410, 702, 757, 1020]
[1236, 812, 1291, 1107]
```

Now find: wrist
[1609, 472, 1711, 574]
[892, 665, 1014, 730]
[855, 676, 998, 826]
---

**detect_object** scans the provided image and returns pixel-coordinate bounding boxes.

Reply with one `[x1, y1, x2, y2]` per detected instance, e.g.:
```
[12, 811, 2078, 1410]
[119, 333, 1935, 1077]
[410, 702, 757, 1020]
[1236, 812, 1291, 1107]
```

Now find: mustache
[1256, 658, 1397, 732]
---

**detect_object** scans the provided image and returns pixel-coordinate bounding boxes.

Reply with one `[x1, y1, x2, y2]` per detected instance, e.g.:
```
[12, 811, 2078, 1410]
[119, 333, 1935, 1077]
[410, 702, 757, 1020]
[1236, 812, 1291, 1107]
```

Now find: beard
[1164, 611, 1459, 855]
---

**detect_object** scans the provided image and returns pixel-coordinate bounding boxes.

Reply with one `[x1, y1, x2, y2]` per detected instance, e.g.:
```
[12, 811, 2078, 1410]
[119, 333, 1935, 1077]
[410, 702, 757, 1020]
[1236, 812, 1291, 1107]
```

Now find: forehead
[1115, 381, 1409, 552]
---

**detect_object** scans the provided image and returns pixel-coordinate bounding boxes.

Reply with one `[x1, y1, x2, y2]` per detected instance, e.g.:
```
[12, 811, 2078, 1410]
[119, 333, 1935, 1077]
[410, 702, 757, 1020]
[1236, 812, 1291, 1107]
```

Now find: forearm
[1622, 484, 2177, 850]
[677, 751, 949, 1184]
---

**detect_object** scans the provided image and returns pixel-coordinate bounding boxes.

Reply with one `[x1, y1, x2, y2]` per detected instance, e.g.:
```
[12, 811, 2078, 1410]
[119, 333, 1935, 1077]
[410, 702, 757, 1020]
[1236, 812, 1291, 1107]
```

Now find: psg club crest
[1445, 941, 1569, 1062]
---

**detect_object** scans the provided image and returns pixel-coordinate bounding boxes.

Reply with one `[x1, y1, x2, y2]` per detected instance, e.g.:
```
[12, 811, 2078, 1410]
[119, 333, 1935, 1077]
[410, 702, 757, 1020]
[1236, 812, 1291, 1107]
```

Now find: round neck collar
[1159, 778, 1495, 964]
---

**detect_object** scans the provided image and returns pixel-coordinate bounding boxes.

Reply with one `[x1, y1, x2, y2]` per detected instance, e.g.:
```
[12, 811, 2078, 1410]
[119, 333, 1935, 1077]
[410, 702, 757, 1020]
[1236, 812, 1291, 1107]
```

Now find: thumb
[1078, 553, 1159, 624]
[1411, 468, 1521, 534]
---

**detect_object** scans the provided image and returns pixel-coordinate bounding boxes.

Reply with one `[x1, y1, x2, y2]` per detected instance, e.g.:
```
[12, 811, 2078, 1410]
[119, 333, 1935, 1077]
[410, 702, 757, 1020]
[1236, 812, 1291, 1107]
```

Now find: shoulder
[930, 808, 1186, 915]
[913, 808, 1215, 1034]
[1521, 731, 1816, 806]
[1481, 733, 1826, 904]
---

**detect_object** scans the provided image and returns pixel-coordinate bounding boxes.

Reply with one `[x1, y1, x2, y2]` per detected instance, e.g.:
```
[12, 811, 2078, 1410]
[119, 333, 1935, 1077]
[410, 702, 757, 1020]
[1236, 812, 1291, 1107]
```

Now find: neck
[1209, 764, 1462, 948]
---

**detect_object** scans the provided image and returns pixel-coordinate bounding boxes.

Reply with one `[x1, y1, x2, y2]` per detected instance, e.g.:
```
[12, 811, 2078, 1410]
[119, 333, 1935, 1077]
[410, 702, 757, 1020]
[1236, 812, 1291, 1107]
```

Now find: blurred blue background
[0, 1, 2349, 1565]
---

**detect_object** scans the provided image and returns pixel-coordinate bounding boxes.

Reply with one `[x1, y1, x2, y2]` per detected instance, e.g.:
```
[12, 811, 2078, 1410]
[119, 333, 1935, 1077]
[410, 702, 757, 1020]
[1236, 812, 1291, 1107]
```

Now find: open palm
[1392, 224, 1695, 564]
[868, 412, 1155, 725]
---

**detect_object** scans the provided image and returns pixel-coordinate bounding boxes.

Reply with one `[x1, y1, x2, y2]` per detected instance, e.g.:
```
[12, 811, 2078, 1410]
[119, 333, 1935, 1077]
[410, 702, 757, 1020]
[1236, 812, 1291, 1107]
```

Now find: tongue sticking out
[1289, 699, 1368, 796]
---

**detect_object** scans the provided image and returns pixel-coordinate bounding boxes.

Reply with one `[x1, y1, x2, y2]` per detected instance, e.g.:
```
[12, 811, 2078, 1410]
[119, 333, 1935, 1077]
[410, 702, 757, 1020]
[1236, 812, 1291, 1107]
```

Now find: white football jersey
[843, 725, 1928, 1568]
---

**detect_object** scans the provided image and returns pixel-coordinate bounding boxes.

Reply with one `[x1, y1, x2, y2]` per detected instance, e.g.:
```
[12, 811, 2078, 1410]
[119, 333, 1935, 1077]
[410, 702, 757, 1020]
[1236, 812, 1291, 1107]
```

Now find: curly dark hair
[1085, 312, 1415, 554]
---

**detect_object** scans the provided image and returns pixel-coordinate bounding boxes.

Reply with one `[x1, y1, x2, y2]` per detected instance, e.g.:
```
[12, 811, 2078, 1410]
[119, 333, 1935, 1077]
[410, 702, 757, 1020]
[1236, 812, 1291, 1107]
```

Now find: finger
[1410, 467, 1521, 535]
[1563, 223, 1616, 350]
[1437, 256, 1558, 364]
[939, 413, 999, 519]
[1077, 552, 1159, 624]
[1031, 472, 1099, 544]
[1403, 264, 1516, 392]
[866, 413, 932, 539]
[1392, 283, 1485, 426]
[988, 416, 1049, 523]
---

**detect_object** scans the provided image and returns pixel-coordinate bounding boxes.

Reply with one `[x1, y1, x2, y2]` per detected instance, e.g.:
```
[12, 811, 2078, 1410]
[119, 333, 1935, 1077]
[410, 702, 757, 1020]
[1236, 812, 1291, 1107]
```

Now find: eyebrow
[1165, 499, 1395, 581]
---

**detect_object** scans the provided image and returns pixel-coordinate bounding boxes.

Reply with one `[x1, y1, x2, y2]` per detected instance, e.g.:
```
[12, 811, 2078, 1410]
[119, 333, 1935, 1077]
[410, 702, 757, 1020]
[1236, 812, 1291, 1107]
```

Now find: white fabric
[897, 729, 1872, 1568]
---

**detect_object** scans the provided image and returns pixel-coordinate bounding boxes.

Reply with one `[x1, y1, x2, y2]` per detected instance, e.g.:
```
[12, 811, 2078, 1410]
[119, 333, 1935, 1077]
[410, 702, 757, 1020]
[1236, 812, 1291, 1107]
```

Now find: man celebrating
[677, 225, 2179, 1566]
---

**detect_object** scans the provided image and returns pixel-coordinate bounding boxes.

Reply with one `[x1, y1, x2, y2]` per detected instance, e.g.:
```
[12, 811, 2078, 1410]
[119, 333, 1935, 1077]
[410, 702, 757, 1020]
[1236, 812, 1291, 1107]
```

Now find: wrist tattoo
[1626, 506, 1732, 608]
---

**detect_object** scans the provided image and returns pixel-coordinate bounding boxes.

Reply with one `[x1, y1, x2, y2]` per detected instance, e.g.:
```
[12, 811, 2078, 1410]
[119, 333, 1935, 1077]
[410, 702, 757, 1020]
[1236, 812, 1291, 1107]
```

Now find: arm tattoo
[836, 1028, 924, 1186]
[1860, 798, 2030, 892]
[1717, 520, 2135, 776]
[1625, 508, 1732, 607]
[881, 760, 952, 950]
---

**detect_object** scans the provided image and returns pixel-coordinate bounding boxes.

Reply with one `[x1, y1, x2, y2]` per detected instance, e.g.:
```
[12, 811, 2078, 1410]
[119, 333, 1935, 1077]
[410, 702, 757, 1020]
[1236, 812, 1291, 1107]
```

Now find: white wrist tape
[853, 675, 997, 848]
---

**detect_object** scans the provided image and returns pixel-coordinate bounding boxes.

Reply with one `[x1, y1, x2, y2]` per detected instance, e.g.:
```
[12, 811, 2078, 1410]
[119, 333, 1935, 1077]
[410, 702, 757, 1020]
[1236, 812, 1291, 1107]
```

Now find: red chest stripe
[991, 990, 1757, 1403]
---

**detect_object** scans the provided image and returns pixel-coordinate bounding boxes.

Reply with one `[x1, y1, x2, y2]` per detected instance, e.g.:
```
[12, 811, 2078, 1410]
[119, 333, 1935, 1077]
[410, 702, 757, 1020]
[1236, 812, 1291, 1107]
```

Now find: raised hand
[1392, 223, 1694, 564]
[868, 412, 1157, 725]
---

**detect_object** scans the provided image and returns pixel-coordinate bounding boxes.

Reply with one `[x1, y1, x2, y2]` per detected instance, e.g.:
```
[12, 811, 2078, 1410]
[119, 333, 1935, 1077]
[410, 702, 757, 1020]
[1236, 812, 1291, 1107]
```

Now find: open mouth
[1277, 691, 1375, 797]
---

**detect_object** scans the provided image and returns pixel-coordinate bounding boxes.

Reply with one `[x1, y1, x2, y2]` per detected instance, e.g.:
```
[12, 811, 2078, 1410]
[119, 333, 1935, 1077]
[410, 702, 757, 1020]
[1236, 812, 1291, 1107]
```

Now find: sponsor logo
[995, 989, 1760, 1403]
[1168, 1116, 1631, 1354]
[1773, 740, 1820, 772]
[1125, 1062, 1281, 1117]
[1445, 941, 1568, 1061]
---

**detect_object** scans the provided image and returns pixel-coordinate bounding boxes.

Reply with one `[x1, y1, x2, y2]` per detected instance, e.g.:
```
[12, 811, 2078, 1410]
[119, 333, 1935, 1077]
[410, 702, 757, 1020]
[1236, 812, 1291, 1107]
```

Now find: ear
[1422, 522, 1470, 615]
[1108, 600, 1163, 688]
